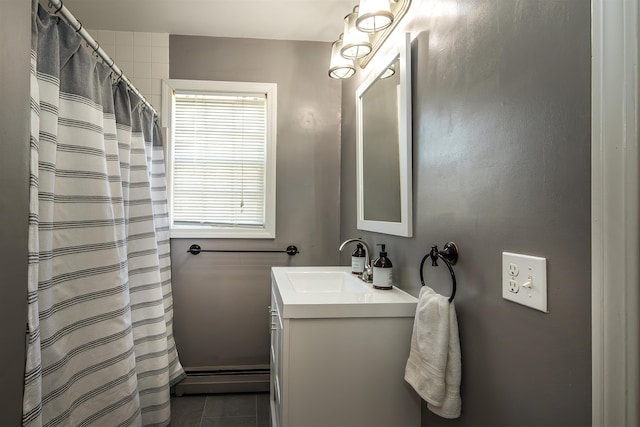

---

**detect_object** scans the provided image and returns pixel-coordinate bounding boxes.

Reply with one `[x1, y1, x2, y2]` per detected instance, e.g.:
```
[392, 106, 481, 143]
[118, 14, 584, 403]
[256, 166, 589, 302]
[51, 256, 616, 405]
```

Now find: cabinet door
[270, 290, 283, 427]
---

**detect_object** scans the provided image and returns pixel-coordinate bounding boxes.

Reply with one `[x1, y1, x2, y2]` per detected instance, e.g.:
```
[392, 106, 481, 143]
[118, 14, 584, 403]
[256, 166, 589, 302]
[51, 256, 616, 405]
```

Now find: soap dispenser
[351, 243, 366, 275]
[372, 244, 393, 290]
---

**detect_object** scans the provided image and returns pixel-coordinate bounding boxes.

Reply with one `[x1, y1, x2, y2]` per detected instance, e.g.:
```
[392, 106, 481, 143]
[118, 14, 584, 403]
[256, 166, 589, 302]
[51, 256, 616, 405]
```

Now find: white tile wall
[89, 29, 169, 115]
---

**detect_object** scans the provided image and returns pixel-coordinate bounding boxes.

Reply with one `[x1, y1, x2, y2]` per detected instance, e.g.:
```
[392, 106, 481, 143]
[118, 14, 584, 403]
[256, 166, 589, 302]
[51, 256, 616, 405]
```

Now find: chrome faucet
[339, 238, 373, 283]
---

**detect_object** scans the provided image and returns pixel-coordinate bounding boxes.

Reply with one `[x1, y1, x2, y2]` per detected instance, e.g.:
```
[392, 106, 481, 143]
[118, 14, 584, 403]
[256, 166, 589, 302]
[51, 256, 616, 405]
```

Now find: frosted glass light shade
[341, 6, 372, 60]
[328, 35, 356, 79]
[380, 63, 395, 79]
[356, 0, 393, 32]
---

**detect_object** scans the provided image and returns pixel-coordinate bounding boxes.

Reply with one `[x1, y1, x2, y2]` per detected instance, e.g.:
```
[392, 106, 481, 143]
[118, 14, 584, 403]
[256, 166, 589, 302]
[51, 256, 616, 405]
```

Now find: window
[162, 80, 277, 238]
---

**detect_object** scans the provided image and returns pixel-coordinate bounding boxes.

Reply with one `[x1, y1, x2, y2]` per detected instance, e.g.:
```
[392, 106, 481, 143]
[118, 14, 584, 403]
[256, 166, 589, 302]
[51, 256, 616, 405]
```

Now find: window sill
[169, 226, 275, 239]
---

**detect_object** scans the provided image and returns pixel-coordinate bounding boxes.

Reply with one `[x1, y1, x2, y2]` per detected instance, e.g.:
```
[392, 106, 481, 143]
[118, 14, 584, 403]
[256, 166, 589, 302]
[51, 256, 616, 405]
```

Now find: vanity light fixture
[327, 0, 411, 79]
[356, 0, 394, 32]
[329, 34, 357, 79]
[379, 63, 395, 79]
[341, 5, 373, 60]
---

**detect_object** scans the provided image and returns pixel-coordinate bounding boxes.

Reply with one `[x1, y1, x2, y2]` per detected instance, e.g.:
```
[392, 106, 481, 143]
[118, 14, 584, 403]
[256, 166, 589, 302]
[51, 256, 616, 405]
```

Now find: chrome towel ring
[419, 241, 459, 303]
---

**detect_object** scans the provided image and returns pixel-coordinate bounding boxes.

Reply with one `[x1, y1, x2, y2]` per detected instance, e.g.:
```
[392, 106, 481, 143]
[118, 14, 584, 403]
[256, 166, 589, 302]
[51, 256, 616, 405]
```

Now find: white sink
[286, 271, 370, 294]
[271, 266, 418, 319]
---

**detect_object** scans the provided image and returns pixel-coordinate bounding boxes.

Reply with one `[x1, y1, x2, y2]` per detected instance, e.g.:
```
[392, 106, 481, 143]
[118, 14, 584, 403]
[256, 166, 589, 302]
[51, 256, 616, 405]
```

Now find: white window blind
[164, 80, 277, 239]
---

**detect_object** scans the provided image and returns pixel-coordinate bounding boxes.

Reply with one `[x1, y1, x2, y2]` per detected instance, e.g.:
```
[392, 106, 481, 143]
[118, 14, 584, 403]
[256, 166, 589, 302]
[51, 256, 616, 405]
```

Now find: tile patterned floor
[169, 393, 270, 427]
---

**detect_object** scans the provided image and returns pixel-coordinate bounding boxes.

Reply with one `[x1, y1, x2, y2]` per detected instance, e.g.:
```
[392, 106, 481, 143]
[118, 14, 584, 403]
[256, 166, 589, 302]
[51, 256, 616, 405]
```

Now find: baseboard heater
[173, 365, 270, 396]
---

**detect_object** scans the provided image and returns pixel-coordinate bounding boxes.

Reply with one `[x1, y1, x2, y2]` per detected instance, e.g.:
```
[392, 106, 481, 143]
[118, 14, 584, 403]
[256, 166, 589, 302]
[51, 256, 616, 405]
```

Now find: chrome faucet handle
[361, 265, 373, 282]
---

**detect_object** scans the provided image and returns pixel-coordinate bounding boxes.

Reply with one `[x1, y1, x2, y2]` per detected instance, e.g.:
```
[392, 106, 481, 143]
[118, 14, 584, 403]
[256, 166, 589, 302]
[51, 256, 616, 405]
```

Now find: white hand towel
[404, 286, 462, 418]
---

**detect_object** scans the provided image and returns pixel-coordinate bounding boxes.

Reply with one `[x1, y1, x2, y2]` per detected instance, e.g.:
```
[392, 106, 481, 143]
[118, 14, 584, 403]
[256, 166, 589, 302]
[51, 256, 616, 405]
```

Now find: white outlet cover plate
[502, 252, 548, 313]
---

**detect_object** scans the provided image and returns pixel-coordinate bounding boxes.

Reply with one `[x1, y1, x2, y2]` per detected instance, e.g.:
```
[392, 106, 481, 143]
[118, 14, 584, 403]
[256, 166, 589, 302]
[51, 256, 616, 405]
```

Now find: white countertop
[271, 266, 418, 319]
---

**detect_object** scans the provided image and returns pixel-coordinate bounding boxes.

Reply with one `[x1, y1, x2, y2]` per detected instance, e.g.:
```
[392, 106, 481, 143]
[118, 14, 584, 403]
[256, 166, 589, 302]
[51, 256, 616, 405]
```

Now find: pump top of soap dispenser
[373, 244, 392, 268]
[352, 243, 365, 257]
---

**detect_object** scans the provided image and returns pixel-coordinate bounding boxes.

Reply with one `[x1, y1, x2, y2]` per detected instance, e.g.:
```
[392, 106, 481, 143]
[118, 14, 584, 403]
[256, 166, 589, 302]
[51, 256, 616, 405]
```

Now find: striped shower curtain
[23, 3, 185, 426]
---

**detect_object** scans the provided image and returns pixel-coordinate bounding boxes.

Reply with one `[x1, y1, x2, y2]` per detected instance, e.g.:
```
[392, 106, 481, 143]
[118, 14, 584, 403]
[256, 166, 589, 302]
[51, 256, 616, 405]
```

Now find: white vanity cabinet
[269, 286, 284, 427]
[270, 267, 421, 427]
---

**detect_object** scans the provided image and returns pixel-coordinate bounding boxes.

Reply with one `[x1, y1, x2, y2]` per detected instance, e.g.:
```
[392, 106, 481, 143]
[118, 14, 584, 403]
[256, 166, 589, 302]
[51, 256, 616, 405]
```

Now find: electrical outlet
[508, 278, 519, 293]
[502, 252, 548, 312]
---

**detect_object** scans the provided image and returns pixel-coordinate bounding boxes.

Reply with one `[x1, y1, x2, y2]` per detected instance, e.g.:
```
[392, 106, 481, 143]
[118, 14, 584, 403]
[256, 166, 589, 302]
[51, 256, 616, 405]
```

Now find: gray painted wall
[340, 1, 591, 425]
[0, 0, 30, 423]
[169, 36, 342, 368]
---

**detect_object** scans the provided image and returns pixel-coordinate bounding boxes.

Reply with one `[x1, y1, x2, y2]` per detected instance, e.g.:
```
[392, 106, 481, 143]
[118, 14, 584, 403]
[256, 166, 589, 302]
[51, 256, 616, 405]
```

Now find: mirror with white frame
[356, 33, 412, 237]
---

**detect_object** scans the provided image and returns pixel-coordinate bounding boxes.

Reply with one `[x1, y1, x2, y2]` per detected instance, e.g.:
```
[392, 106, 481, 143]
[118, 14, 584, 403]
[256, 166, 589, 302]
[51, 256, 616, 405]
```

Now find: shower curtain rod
[47, 0, 158, 116]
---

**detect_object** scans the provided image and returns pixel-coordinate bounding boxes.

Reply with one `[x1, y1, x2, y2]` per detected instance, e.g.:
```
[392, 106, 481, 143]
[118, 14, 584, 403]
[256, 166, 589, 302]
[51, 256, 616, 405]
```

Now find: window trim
[161, 79, 277, 239]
